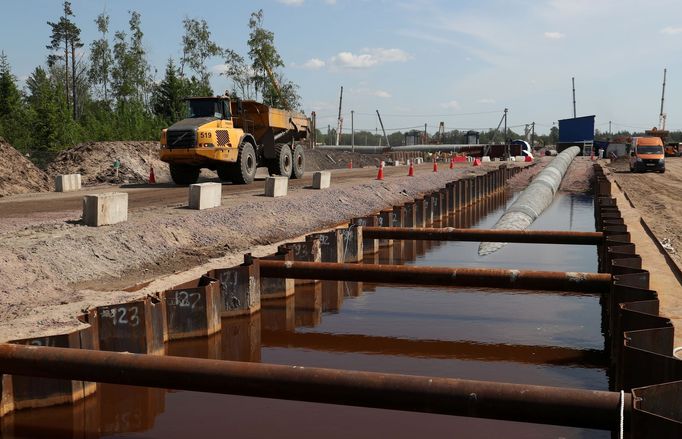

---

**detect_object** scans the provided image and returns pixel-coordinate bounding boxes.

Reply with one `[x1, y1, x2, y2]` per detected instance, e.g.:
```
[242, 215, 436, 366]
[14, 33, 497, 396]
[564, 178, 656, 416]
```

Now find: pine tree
[47, 1, 82, 118]
[152, 59, 187, 123]
[0, 52, 31, 150]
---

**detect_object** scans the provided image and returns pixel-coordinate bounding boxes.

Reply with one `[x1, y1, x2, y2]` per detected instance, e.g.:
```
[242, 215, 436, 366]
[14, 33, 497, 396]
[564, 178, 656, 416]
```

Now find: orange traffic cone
[149, 166, 156, 184]
[590, 149, 595, 160]
[433, 159, 438, 172]
[408, 160, 414, 177]
[473, 158, 482, 166]
[449, 157, 454, 169]
[348, 160, 353, 169]
[376, 161, 384, 180]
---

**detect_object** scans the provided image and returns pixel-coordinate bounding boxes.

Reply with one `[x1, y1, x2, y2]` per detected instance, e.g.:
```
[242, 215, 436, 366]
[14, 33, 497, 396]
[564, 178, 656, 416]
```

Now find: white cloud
[661, 26, 682, 35]
[302, 58, 326, 69]
[440, 100, 461, 110]
[330, 48, 410, 69]
[372, 90, 392, 98]
[277, 0, 304, 5]
[543, 31, 565, 39]
[477, 98, 496, 104]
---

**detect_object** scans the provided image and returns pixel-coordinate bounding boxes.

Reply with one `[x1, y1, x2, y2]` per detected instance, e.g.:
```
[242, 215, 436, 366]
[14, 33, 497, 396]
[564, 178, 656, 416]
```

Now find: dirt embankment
[47, 141, 174, 185]
[607, 156, 682, 268]
[0, 138, 51, 197]
[506, 156, 595, 192]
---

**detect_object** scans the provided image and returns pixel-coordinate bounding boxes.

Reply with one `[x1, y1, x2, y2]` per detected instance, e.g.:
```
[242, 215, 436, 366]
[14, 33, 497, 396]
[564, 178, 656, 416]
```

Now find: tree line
[0, 2, 300, 166]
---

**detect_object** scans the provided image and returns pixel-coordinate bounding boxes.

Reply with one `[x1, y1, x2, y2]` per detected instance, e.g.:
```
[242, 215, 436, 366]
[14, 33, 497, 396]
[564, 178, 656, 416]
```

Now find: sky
[2, 0, 682, 135]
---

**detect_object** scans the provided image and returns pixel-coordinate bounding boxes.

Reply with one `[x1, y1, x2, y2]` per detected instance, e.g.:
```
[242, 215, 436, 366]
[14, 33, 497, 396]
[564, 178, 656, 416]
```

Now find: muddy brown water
[3, 191, 610, 438]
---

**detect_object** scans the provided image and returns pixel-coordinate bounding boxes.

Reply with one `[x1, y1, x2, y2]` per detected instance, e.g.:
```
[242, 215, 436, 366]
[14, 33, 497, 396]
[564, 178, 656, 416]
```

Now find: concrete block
[393, 160, 402, 166]
[312, 171, 331, 189]
[55, 174, 81, 192]
[83, 192, 128, 226]
[163, 276, 221, 340]
[265, 176, 288, 197]
[482, 156, 491, 162]
[188, 183, 222, 210]
[208, 258, 261, 317]
[255, 167, 270, 180]
[415, 157, 424, 164]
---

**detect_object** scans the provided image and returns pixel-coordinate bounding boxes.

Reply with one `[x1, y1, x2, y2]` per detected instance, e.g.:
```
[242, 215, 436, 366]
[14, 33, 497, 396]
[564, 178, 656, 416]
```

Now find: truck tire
[291, 144, 305, 179]
[170, 164, 200, 185]
[267, 144, 292, 178]
[233, 141, 257, 184]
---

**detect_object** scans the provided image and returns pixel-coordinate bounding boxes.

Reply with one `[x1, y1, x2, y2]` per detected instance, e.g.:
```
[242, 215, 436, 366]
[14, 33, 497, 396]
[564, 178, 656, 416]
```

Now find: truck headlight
[659, 158, 665, 164]
[636, 157, 642, 162]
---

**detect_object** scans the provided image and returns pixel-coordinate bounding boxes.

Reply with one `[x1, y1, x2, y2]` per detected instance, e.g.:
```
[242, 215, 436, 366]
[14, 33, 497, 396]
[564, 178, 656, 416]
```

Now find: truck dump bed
[232, 100, 309, 144]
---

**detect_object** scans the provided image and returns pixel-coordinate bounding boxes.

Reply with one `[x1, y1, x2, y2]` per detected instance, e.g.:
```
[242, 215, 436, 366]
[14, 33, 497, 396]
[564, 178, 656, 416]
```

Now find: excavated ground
[0, 138, 50, 197]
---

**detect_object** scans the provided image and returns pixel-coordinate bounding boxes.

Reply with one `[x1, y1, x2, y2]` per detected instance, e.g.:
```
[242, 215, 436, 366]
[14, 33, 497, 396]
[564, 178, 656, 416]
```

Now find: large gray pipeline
[478, 146, 581, 256]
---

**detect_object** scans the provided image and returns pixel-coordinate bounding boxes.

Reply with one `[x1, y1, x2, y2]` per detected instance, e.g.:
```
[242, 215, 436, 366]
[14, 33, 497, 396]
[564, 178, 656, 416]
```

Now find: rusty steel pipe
[363, 227, 604, 245]
[257, 260, 611, 294]
[0, 344, 627, 430]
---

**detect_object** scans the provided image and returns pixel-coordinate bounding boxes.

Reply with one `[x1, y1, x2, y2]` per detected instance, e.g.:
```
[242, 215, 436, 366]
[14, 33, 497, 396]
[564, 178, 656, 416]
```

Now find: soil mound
[0, 138, 51, 197]
[47, 141, 173, 185]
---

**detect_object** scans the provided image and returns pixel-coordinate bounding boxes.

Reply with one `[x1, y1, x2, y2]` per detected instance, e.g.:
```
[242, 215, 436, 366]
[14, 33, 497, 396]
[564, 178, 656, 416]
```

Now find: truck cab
[629, 136, 665, 173]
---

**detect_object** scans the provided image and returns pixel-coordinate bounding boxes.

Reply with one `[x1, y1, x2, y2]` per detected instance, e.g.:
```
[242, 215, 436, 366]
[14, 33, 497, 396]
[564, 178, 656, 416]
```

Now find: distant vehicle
[511, 140, 534, 159]
[159, 96, 309, 185]
[629, 137, 665, 173]
[664, 142, 682, 157]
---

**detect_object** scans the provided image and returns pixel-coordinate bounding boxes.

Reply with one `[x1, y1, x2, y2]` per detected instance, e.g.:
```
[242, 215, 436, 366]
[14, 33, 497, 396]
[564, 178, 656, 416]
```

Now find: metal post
[572, 77, 576, 118]
[336, 86, 343, 146]
[351, 110, 355, 152]
[377, 110, 390, 149]
[504, 108, 509, 158]
[0, 344, 627, 431]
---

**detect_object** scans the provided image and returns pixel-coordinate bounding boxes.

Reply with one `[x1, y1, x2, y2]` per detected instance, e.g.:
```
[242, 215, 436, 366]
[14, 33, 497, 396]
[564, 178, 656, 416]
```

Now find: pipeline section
[256, 259, 611, 294]
[479, 146, 581, 256]
[0, 344, 627, 431]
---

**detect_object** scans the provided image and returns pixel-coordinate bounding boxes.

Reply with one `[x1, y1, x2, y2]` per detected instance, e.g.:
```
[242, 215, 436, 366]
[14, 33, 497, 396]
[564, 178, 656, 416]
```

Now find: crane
[659, 68, 667, 131]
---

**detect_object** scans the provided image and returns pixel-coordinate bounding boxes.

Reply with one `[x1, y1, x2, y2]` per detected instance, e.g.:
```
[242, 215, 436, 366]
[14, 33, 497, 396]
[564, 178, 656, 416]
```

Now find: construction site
[3, 1, 682, 437]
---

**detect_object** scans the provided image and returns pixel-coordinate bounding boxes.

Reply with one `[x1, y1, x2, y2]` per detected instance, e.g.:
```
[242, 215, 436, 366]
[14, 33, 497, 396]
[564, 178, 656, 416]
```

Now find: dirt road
[607, 157, 682, 268]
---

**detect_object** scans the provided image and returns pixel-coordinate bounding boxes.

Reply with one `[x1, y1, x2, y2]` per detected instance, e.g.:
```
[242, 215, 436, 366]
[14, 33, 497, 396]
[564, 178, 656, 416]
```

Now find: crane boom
[659, 68, 667, 131]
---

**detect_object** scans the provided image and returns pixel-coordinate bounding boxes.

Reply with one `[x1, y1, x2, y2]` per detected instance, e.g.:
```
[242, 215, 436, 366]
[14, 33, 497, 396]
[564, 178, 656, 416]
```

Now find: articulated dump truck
[160, 96, 309, 185]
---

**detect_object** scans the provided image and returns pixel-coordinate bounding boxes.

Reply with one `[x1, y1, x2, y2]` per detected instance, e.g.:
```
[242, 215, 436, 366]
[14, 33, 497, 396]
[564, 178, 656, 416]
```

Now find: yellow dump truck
[160, 96, 309, 185]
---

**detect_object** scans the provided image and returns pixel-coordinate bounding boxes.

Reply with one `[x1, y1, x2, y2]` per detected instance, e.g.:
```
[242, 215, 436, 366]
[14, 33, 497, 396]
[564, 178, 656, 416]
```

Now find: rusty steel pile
[0, 163, 681, 437]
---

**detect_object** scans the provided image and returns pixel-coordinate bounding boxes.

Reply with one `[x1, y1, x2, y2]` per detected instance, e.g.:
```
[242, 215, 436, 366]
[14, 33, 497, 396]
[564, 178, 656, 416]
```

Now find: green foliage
[180, 18, 222, 91]
[89, 12, 112, 101]
[151, 58, 211, 124]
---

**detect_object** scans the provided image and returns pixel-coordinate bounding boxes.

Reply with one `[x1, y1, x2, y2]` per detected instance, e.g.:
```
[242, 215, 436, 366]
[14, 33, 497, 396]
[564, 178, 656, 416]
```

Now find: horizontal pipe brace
[0, 344, 627, 430]
[257, 260, 611, 294]
[363, 227, 604, 245]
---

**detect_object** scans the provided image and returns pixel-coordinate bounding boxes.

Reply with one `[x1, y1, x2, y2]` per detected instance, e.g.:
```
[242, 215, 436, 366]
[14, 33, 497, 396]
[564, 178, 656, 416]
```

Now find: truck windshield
[187, 100, 229, 119]
[637, 146, 663, 154]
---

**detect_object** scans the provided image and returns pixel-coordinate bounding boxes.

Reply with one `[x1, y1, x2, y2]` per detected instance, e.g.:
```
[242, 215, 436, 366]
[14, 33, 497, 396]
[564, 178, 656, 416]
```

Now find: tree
[222, 48, 256, 99]
[246, 9, 300, 109]
[180, 18, 222, 92]
[548, 126, 559, 144]
[111, 11, 151, 105]
[46, 1, 83, 119]
[0, 52, 21, 119]
[89, 12, 113, 102]
[152, 59, 188, 122]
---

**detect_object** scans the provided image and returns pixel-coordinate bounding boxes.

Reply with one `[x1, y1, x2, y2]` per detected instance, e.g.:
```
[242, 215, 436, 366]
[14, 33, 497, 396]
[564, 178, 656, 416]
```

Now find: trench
[1, 181, 611, 438]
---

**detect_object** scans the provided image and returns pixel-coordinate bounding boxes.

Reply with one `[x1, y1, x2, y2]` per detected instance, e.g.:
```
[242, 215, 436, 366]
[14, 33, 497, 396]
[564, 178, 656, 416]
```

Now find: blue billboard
[558, 115, 595, 142]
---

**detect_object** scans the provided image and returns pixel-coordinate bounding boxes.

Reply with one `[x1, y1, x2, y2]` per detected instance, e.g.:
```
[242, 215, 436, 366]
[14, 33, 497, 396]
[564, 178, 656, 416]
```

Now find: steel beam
[0, 344, 627, 430]
[363, 227, 604, 245]
[255, 259, 611, 294]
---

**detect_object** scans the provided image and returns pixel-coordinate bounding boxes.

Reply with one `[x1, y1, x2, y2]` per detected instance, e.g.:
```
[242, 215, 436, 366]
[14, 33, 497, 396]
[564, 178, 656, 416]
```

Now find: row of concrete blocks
[81, 172, 334, 227]
[0, 164, 527, 414]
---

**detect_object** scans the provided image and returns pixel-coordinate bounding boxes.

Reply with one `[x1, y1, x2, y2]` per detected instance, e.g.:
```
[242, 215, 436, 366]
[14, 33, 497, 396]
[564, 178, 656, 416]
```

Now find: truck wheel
[233, 141, 257, 184]
[291, 144, 305, 179]
[170, 164, 200, 185]
[268, 144, 292, 178]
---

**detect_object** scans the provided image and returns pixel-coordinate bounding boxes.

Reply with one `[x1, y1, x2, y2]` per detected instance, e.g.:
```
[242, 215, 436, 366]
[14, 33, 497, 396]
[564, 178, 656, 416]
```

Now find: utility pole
[424, 123, 427, 144]
[311, 111, 317, 149]
[376, 110, 390, 149]
[336, 86, 343, 146]
[327, 124, 331, 145]
[571, 77, 576, 119]
[609, 121, 612, 136]
[531, 122, 535, 148]
[504, 108, 509, 157]
[351, 110, 355, 152]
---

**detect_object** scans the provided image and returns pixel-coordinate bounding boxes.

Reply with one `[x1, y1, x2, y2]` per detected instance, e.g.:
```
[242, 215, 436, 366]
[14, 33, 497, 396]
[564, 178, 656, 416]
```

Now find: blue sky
[2, 0, 682, 135]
